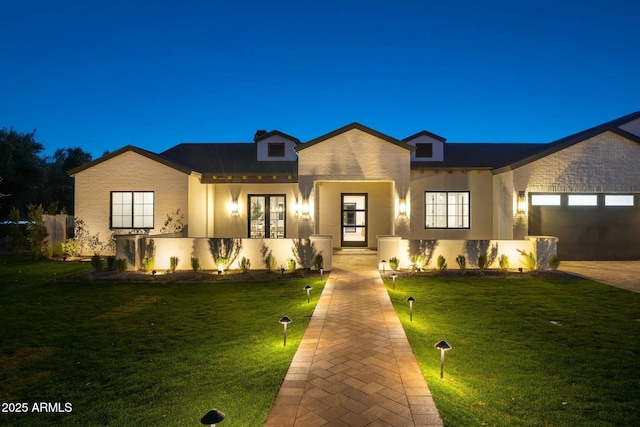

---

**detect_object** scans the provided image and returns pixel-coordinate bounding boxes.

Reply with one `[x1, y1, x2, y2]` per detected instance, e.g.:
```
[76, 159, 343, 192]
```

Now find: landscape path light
[304, 285, 312, 303]
[201, 408, 225, 426]
[279, 316, 292, 346]
[380, 259, 387, 272]
[406, 296, 415, 321]
[319, 267, 324, 280]
[435, 340, 452, 379]
[390, 273, 398, 290]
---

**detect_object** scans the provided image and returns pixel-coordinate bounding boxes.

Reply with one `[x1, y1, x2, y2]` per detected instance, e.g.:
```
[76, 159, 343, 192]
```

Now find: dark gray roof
[412, 143, 547, 169]
[159, 143, 298, 182]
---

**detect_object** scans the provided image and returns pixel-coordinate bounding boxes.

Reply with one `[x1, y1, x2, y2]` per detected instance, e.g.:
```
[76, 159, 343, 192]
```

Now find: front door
[341, 193, 367, 247]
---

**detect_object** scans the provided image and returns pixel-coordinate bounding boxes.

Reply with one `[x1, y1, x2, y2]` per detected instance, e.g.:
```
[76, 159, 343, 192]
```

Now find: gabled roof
[159, 143, 297, 179]
[294, 122, 415, 152]
[402, 130, 447, 143]
[493, 110, 640, 173]
[68, 145, 193, 176]
[254, 130, 300, 144]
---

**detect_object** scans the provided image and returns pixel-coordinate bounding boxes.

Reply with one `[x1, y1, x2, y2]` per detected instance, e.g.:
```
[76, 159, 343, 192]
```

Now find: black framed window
[268, 143, 285, 157]
[425, 191, 469, 229]
[111, 191, 154, 229]
[415, 143, 433, 158]
[249, 194, 285, 238]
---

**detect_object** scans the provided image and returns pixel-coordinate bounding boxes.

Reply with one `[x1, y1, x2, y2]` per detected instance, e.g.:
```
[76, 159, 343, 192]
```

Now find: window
[415, 143, 433, 158]
[531, 194, 561, 206]
[268, 143, 285, 157]
[425, 191, 469, 228]
[568, 194, 597, 206]
[249, 194, 285, 238]
[111, 191, 154, 229]
[605, 194, 634, 206]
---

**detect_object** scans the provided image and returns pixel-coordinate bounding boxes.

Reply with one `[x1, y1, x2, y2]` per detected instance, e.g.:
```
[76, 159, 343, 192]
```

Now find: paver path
[265, 252, 443, 427]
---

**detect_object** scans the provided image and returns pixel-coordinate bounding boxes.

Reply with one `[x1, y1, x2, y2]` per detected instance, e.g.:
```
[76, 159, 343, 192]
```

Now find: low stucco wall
[378, 235, 557, 271]
[115, 234, 333, 272]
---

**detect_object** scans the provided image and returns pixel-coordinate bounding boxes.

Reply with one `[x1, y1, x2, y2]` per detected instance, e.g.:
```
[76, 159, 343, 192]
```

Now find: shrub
[216, 257, 229, 272]
[389, 257, 399, 271]
[191, 256, 200, 273]
[91, 254, 104, 271]
[170, 256, 180, 273]
[456, 255, 466, 275]
[411, 254, 426, 272]
[106, 256, 116, 270]
[62, 239, 80, 257]
[519, 250, 537, 271]
[265, 253, 277, 272]
[115, 258, 128, 272]
[437, 255, 447, 272]
[548, 254, 560, 271]
[313, 253, 323, 270]
[287, 258, 296, 271]
[142, 257, 155, 273]
[52, 242, 64, 258]
[27, 204, 48, 260]
[478, 252, 489, 276]
[498, 254, 509, 276]
[239, 256, 251, 273]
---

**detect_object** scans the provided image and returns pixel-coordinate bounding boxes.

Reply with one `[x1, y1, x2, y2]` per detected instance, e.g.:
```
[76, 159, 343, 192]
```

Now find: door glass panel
[342, 194, 366, 246]
[250, 196, 266, 238]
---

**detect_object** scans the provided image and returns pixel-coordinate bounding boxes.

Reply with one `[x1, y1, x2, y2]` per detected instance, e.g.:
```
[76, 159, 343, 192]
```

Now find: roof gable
[295, 122, 415, 152]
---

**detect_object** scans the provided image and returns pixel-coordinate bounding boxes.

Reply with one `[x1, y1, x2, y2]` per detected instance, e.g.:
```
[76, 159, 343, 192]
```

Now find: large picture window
[425, 191, 469, 229]
[249, 194, 285, 238]
[111, 191, 154, 229]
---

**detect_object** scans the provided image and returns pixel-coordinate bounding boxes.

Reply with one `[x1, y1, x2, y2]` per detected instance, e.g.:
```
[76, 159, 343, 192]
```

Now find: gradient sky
[2, 0, 639, 159]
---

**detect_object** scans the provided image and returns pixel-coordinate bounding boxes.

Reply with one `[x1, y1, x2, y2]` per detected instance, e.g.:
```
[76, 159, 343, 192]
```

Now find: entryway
[341, 193, 367, 247]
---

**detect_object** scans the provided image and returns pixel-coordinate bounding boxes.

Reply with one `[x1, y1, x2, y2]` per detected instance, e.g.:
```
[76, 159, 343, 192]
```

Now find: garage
[528, 193, 640, 260]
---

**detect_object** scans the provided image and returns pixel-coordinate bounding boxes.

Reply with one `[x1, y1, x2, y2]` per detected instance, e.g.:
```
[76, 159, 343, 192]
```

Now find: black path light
[279, 316, 292, 346]
[201, 408, 225, 426]
[406, 296, 415, 321]
[390, 273, 398, 290]
[380, 259, 387, 272]
[435, 340, 452, 379]
[304, 285, 313, 303]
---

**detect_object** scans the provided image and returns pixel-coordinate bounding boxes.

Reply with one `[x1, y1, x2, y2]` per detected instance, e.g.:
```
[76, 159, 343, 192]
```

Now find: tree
[45, 147, 92, 214]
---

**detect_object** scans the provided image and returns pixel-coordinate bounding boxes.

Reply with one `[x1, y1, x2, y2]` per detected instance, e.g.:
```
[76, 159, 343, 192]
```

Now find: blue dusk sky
[1, 0, 639, 159]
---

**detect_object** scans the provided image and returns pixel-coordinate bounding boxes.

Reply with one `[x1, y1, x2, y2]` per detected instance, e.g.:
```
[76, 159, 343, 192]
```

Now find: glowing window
[425, 191, 469, 229]
[111, 191, 154, 229]
[568, 195, 597, 206]
[531, 194, 561, 206]
[605, 195, 634, 206]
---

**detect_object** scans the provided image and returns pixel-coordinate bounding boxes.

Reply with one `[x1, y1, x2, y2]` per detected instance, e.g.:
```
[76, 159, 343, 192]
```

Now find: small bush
[437, 255, 447, 272]
[411, 254, 426, 272]
[265, 253, 277, 272]
[287, 258, 296, 271]
[478, 252, 489, 276]
[142, 257, 155, 273]
[62, 239, 80, 257]
[456, 255, 466, 275]
[191, 256, 200, 273]
[53, 242, 64, 258]
[548, 254, 560, 271]
[170, 256, 180, 273]
[44, 245, 53, 259]
[239, 256, 251, 273]
[91, 254, 104, 271]
[216, 257, 228, 272]
[498, 254, 509, 276]
[389, 256, 399, 271]
[313, 253, 323, 270]
[106, 256, 116, 271]
[115, 258, 128, 272]
[520, 250, 537, 271]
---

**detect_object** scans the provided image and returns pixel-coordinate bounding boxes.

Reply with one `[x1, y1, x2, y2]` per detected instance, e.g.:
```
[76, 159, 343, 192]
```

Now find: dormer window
[268, 143, 285, 157]
[415, 143, 433, 158]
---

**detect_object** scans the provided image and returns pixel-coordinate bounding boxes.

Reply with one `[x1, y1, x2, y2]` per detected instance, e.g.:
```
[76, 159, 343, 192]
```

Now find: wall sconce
[517, 191, 526, 215]
[398, 199, 407, 215]
[229, 199, 239, 215]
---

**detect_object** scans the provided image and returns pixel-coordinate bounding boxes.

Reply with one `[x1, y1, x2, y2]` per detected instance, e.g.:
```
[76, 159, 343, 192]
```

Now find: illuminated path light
[435, 340, 452, 379]
[406, 296, 415, 321]
[304, 285, 312, 303]
[390, 273, 398, 290]
[279, 316, 292, 346]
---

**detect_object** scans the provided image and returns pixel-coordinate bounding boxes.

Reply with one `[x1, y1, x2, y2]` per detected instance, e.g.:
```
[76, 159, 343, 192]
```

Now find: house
[70, 111, 640, 264]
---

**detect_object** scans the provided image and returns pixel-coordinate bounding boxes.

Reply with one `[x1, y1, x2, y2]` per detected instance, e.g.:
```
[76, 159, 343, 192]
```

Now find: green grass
[385, 273, 640, 426]
[0, 255, 324, 426]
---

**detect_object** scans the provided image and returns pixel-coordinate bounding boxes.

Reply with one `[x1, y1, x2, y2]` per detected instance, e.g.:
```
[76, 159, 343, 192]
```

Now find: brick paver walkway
[265, 252, 443, 427]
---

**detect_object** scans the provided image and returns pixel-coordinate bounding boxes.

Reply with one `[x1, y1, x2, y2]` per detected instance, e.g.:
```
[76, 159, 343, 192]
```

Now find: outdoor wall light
[435, 340, 452, 379]
[200, 408, 225, 426]
[229, 199, 239, 215]
[517, 191, 526, 215]
[304, 285, 312, 303]
[279, 316, 292, 346]
[301, 201, 310, 215]
[398, 199, 407, 215]
[390, 273, 398, 290]
[407, 296, 415, 321]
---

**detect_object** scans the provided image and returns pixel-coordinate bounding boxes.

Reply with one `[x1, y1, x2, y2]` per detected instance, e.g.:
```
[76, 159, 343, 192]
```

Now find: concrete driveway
[560, 261, 640, 293]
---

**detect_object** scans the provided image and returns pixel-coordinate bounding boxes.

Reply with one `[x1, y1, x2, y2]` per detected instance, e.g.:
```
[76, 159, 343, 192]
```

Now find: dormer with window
[403, 130, 446, 162]
[254, 130, 300, 161]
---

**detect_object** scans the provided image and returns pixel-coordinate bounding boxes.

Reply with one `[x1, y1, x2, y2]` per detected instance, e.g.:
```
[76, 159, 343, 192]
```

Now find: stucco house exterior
[70, 111, 640, 265]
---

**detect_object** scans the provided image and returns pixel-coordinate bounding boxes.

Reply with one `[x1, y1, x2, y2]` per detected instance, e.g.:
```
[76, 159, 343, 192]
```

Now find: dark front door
[341, 193, 367, 247]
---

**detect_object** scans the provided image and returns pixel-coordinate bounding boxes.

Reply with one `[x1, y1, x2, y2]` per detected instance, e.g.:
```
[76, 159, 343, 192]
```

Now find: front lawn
[0, 255, 324, 426]
[385, 273, 640, 426]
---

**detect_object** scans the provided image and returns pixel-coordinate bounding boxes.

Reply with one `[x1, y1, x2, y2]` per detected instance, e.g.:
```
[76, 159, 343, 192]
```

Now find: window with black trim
[268, 143, 285, 157]
[425, 191, 469, 228]
[415, 143, 433, 158]
[111, 191, 154, 229]
[249, 194, 285, 238]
